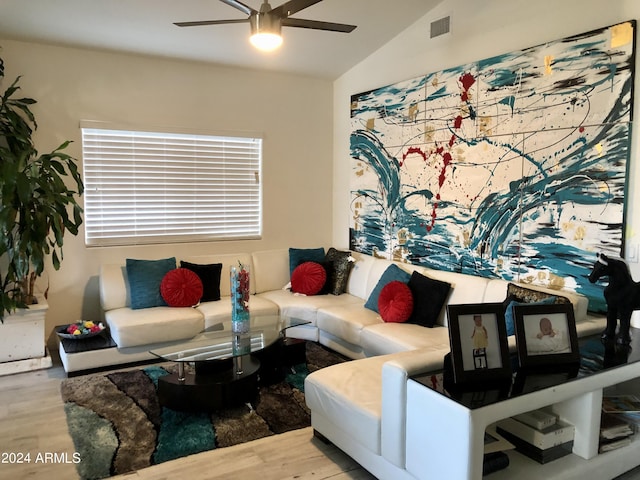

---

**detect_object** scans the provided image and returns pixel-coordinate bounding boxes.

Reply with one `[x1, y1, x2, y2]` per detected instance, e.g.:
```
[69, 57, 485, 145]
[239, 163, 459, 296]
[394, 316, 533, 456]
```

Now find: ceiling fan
[174, 0, 357, 51]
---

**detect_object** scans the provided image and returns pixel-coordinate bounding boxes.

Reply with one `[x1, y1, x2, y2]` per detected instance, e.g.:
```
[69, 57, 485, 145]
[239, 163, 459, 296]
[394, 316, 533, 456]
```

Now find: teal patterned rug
[60, 342, 345, 480]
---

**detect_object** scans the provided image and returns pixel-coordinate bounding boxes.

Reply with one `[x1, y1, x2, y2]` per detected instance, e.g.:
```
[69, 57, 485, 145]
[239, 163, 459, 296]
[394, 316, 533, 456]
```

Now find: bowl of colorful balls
[57, 321, 107, 340]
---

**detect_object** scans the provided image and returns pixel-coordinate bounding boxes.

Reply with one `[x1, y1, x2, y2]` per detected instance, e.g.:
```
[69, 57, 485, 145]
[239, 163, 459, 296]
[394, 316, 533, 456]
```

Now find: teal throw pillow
[127, 257, 177, 309]
[289, 247, 326, 276]
[504, 295, 557, 336]
[364, 264, 412, 313]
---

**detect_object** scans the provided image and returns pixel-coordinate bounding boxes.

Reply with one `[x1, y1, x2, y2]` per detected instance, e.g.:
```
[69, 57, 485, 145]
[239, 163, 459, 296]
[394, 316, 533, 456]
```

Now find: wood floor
[0, 352, 375, 480]
[2, 351, 640, 480]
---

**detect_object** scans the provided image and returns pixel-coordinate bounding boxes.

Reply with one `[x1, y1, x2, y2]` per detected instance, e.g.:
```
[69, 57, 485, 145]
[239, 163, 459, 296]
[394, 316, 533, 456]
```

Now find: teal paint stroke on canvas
[349, 21, 636, 312]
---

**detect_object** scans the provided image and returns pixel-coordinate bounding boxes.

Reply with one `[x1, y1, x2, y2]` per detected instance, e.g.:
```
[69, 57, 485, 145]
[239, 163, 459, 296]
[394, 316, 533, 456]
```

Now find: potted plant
[0, 55, 84, 366]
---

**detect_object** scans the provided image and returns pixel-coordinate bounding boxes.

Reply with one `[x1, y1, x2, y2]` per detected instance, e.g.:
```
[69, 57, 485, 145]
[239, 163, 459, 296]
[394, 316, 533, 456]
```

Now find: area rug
[60, 342, 346, 480]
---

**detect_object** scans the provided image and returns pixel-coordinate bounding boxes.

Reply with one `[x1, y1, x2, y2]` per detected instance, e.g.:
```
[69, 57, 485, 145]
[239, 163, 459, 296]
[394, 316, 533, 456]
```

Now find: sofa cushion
[160, 268, 203, 307]
[364, 264, 412, 313]
[361, 323, 452, 356]
[105, 306, 203, 348]
[378, 281, 414, 323]
[324, 248, 355, 295]
[345, 252, 377, 299]
[305, 355, 388, 455]
[289, 247, 325, 276]
[317, 302, 382, 346]
[407, 270, 452, 327]
[180, 261, 222, 302]
[259, 289, 362, 326]
[251, 249, 290, 293]
[419, 269, 491, 326]
[291, 262, 327, 296]
[100, 264, 129, 311]
[196, 295, 279, 330]
[126, 257, 176, 309]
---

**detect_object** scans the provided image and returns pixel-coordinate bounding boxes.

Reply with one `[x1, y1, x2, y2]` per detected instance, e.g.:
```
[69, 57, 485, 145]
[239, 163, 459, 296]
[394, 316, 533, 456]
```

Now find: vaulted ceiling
[0, 0, 440, 79]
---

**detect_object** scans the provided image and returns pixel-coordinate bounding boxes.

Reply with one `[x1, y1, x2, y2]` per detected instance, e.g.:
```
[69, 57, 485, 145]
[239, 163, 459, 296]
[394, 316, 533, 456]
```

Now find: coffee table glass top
[149, 315, 310, 363]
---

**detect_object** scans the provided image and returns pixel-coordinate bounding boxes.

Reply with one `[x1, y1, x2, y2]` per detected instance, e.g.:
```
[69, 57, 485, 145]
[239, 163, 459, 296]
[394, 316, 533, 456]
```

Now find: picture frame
[447, 303, 512, 387]
[512, 303, 580, 370]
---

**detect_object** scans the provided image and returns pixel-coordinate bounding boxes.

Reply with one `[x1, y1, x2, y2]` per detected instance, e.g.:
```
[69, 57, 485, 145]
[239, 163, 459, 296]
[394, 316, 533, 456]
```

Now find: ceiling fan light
[249, 12, 282, 52]
[250, 32, 283, 51]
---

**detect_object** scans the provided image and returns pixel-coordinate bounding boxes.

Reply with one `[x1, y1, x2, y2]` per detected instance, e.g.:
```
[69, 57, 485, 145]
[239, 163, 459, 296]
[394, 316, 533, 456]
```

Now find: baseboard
[0, 348, 53, 377]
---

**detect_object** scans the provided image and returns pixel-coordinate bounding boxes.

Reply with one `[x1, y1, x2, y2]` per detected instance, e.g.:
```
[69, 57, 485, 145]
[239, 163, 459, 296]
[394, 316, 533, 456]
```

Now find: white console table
[406, 340, 640, 479]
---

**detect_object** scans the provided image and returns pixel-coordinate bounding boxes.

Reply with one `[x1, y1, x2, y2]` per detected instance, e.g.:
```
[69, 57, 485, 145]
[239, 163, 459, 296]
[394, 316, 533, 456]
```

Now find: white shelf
[490, 433, 640, 480]
[405, 359, 640, 480]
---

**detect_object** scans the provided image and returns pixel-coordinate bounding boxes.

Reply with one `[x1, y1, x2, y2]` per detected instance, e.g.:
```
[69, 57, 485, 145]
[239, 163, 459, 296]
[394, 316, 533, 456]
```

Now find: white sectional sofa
[299, 251, 607, 480]
[58, 247, 604, 376]
[58, 246, 608, 478]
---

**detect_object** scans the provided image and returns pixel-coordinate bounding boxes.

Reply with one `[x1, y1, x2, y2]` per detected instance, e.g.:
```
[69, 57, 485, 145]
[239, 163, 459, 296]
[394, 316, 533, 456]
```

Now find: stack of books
[599, 395, 640, 453]
[496, 409, 574, 464]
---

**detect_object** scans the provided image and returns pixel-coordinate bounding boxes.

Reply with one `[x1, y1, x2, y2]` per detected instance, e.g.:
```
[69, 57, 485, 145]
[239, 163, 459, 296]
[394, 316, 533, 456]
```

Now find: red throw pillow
[291, 261, 327, 296]
[160, 268, 204, 307]
[378, 281, 414, 323]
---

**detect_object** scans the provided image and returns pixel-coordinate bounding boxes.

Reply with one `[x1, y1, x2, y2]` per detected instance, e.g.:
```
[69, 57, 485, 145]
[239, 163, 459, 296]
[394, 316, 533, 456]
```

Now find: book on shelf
[496, 417, 574, 450]
[602, 395, 640, 413]
[513, 408, 558, 430]
[496, 427, 573, 464]
[600, 412, 635, 441]
[599, 436, 633, 453]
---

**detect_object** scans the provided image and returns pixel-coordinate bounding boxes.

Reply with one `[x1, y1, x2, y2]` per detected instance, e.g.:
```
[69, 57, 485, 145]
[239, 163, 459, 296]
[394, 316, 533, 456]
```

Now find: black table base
[156, 336, 308, 412]
[157, 355, 260, 412]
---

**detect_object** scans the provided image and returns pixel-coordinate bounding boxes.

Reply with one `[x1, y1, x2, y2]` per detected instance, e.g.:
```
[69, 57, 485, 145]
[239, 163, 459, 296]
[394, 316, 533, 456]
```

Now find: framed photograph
[447, 303, 512, 386]
[513, 303, 580, 369]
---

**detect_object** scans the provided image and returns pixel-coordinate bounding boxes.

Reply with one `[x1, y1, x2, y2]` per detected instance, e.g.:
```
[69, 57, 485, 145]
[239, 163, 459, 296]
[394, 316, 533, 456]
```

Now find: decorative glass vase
[230, 263, 250, 333]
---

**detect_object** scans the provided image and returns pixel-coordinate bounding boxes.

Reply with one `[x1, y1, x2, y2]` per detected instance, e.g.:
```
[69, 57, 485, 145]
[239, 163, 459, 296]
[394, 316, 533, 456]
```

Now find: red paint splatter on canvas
[403, 76, 474, 232]
[402, 146, 427, 165]
[459, 73, 475, 102]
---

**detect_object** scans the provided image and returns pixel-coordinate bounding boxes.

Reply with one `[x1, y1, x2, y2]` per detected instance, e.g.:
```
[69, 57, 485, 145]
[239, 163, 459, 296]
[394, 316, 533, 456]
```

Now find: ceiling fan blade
[219, 0, 256, 16]
[270, 0, 322, 18]
[174, 18, 250, 27]
[282, 18, 357, 33]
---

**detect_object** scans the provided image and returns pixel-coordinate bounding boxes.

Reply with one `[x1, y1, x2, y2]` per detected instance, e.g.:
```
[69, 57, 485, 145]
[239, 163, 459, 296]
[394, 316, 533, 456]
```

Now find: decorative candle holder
[230, 263, 250, 333]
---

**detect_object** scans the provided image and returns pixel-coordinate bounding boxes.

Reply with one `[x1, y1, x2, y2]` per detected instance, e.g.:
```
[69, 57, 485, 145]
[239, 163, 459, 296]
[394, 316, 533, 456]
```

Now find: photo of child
[458, 313, 502, 371]
[523, 313, 571, 355]
[536, 317, 556, 339]
[472, 314, 489, 348]
[471, 314, 489, 369]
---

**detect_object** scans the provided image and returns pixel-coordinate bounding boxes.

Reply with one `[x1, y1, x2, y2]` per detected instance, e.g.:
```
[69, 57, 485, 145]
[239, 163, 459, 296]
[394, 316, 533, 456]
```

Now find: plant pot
[0, 293, 48, 363]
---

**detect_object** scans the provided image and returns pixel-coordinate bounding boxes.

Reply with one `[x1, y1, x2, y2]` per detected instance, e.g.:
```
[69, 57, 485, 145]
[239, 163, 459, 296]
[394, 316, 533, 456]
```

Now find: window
[81, 123, 262, 246]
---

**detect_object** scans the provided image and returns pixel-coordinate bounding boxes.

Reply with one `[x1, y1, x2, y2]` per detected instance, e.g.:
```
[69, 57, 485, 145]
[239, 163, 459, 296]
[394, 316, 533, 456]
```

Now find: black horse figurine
[588, 253, 639, 345]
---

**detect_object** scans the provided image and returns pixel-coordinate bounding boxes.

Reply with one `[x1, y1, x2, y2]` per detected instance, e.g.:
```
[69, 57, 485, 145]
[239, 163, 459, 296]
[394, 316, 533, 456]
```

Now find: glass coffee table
[150, 315, 310, 412]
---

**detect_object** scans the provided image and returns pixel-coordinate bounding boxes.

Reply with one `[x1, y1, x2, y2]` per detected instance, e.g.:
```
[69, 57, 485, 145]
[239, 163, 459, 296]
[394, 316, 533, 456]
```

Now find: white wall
[0, 39, 334, 337]
[333, 0, 640, 283]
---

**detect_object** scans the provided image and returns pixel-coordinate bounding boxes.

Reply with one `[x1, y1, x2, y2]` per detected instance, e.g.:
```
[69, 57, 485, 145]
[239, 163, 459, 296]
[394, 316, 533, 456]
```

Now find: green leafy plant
[0, 55, 84, 320]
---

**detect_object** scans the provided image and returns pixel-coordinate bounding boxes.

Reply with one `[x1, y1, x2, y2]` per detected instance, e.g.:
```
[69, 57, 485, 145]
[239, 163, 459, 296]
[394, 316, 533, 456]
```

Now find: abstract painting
[349, 21, 636, 311]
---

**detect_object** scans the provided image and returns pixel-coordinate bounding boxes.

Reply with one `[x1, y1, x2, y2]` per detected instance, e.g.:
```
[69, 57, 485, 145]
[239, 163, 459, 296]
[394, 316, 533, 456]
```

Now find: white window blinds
[81, 126, 262, 246]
